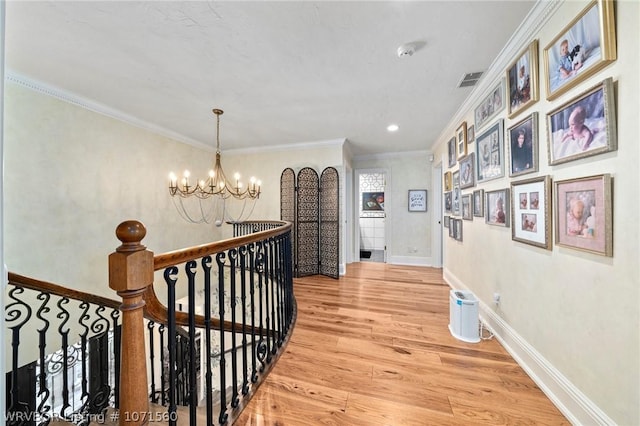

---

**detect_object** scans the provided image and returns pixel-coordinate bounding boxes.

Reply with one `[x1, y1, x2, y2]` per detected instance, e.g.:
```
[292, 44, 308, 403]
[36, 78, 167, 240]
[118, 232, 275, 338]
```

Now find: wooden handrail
[144, 220, 291, 335]
[153, 220, 292, 270]
[7, 272, 122, 310]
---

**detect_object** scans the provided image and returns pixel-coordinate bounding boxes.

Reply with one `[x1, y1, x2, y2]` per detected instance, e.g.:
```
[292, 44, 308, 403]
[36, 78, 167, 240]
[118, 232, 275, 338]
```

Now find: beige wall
[4, 83, 227, 297]
[434, 1, 639, 424]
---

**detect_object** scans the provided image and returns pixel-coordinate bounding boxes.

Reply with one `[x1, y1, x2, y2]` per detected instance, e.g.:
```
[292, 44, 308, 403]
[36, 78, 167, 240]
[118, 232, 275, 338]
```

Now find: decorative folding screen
[280, 168, 297, 266]
[295, 167, 319, 277]
[319, 167, 339, 278]
[280, 167, 339, 279]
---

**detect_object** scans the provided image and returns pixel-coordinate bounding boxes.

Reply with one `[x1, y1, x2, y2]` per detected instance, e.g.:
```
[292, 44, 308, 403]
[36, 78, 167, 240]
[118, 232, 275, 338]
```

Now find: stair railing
[110, 219, 295, 426]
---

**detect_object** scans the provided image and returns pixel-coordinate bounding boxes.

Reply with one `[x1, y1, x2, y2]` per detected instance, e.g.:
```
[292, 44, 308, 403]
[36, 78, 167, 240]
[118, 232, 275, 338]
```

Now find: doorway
[356, 170, 387, 263]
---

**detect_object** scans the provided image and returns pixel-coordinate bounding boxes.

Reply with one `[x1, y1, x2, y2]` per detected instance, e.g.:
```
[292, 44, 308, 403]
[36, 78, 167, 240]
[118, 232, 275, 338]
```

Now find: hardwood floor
[236, 262, 568, 425]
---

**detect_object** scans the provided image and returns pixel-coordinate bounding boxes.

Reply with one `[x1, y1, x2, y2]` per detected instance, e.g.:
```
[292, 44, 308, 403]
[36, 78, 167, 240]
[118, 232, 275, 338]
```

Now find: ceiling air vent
[458, 71, 483, 88]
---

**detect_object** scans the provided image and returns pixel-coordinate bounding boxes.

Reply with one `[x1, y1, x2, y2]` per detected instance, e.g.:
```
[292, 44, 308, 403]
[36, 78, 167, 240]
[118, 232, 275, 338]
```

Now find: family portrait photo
[547, 78, 616, 165]
[474, 80, 505, 131]
[476, 120, 504, 183]
[544, 0, 616, 100]
[509, 113, 538, 177]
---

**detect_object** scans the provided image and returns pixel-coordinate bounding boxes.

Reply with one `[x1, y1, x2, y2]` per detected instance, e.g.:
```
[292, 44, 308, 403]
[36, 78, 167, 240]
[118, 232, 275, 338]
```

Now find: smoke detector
[397, 43, 416, 58]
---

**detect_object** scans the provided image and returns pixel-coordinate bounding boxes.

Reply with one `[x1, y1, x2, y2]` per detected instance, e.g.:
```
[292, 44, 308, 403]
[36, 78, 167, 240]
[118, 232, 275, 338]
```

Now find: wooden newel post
[109, 220, 153, 426]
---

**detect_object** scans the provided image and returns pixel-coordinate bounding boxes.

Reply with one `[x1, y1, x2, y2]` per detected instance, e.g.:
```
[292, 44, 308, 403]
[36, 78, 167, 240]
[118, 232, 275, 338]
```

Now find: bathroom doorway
[356, 170, 387, 263]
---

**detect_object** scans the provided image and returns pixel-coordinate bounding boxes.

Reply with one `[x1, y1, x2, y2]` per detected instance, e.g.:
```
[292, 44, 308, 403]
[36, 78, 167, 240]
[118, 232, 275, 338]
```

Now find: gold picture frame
[543, 0, 616, 101]
[456, 121, 468, 160]
[506, 39, 539, 118]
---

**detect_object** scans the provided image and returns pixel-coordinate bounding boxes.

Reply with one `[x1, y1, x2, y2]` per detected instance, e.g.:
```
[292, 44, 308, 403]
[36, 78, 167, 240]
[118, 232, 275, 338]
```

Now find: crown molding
[5, 70, 214, 152]
[353, 149, 429, 162]
[438, 0, 563, 142]
[223, 138, 346, 155]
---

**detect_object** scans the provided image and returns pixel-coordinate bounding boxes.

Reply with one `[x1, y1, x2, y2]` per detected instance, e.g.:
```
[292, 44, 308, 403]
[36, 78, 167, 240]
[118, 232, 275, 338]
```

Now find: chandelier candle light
[169, 109, 261, 224]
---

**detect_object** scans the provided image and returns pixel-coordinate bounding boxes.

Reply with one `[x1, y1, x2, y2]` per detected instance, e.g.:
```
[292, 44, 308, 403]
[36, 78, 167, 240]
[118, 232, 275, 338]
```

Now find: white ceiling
[5, 1, 535, 157]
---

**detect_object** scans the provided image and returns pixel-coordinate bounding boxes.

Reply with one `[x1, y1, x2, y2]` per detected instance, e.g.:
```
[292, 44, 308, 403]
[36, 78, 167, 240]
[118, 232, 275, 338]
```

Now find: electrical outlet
[493, 292, 501, 305]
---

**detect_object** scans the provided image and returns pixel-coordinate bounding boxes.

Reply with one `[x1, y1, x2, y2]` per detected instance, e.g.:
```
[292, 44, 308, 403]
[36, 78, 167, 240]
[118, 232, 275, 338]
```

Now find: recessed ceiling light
[387, 124, 399, 132]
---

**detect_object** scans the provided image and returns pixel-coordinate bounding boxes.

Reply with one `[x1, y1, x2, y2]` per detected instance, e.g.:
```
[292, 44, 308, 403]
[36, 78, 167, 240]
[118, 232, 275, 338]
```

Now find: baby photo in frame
[555, 174, 612, 256]
[546, 77, 616, 165]
[543, 0, 616, 101]
[507, 39, 539, 118]
[486, 188, 510, 227]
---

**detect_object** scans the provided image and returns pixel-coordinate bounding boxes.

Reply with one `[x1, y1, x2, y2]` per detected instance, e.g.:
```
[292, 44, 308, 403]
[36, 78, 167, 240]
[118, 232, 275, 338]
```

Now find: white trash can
[448, 290, 480, 343]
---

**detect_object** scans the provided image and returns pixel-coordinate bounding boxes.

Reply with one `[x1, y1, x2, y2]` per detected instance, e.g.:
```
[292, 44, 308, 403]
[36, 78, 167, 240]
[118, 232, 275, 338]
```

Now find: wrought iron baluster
[159, 324, 167, 406]
[229, 248, 240, 408]
[35, 293, 52, 425]
[216, 252, 229, 425]
[78, 302, 91, 404]
[147, 321, 157, 403]
[255, 244, 267, 373]
[248, 244, 258, 383]
[275, 237, 283, 348]
[56, 297, 71, 419]
[6, 287, 33, 418]
[164, 266, 179, 426]
[202, 256, 214, 426]
[265, 240, 274, 363]
[239, 245, 249, 396]
[185, 260, 198, 423]
[110, 309, 121, 409]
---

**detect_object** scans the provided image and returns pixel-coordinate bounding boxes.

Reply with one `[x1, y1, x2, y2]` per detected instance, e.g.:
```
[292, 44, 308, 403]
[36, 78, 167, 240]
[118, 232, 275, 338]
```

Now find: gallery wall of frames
[443, 0, 616, 257]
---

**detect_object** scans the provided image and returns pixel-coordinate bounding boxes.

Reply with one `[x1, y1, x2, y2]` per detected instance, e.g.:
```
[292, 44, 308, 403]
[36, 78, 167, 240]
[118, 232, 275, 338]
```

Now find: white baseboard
[388, 256, 431, 267]
[443, 267, 615, 426]
[339, 263, 346, 276]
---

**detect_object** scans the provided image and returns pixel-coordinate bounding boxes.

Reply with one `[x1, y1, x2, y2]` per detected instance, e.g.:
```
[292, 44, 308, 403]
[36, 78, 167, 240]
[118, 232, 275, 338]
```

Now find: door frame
[353, 168, 388, 263]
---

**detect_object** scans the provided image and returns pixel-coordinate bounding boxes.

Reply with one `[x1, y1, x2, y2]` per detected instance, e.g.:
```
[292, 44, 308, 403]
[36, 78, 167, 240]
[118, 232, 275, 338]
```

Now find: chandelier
[169, 108, 261, 225]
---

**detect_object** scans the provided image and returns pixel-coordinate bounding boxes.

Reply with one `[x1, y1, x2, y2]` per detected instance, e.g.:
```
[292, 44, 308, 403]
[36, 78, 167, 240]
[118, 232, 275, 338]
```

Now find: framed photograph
[468, 125, 475, 143]
[456, 121, 468, 160]
[444, 215, 450, 228]
[449, 219, 455, 238]
[506, 39, 539, 118]
[508, 112, 539, 177]
[555, 174, 612, 256]
[459, 153, 475, 189]
[546, 77, 616, 165]
[543, 0, 616, 101]
[447, 137, 457, 168]
[511, 176, 552, 250]
[408, 189, 427, 212]
[454, 219, 463, 242]
[444, 191, 452, 214]
[362, 192, 384, 211]
[474, 79, 505, 131]
[476, 119, 505, 183]
[452, 171, 460, 216]
[486, 188, 510, 227]
[461, 194, 473, 220]
[473, 189, 484, 217]
[444, 171, 452, 192]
